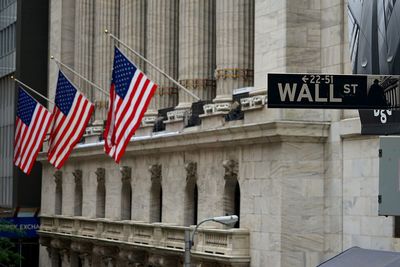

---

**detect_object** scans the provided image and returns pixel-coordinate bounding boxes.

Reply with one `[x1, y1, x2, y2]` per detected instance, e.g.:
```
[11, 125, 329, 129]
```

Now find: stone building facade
[38, 0, 400, 267]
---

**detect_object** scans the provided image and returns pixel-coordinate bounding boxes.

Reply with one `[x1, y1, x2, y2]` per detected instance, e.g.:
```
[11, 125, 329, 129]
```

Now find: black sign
[359, 109, 400, 135]
[267, 73, 397, 109]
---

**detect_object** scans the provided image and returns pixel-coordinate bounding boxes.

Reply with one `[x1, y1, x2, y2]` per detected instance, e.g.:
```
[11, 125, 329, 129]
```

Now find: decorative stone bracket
[54, 171, 62, 186]
[120, 166, 132, 184]
[73, 169, 82, 185]
[95, 168, 105, 185]
[185, 161, 197, 183]
[149, 164, 161, 183]
[223, 159, 238, 180]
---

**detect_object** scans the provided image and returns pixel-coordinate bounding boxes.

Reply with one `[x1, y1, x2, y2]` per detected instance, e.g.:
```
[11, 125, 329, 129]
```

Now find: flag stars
[111, 47, 137, 99]
[55, 71, 77, 116]
[17, 87, 37, 126]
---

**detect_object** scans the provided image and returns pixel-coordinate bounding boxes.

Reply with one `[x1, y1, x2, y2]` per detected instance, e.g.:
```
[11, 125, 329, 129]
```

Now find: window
[54, 171, 62, 215]
[223, 180, 240, 228]
[95, 168, 106, 218]
[394, 216, 400, 238]
[222, 160, 240, 228]
[73, 170, 82, 216]
[149, 164, 162, 223]
[184, 182, 198, 226]
[150, 182, 162, 223]
[121, 181, 132, 220]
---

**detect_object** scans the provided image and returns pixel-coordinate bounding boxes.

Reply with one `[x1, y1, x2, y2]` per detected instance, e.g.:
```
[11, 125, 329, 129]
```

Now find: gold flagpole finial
[104, 29, 109, 34]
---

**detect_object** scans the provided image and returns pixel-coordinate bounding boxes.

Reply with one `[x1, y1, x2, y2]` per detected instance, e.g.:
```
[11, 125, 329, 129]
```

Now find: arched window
[184, 162, 198, 226]
[120, 166, 132, 220]
[95, 168, 106, 218]
[73, 170, 83, 216]
[184, 184, 198, 226]
[223, 160, 240, 228]
[54, 171, 62, 215]
[223, 180, 240, 228]
[149, 164, 162, 223]
[150, 182, 162, 223]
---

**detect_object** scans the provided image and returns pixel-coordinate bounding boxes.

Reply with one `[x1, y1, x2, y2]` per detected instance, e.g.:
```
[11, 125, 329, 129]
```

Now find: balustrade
[39, 215, 250, 260]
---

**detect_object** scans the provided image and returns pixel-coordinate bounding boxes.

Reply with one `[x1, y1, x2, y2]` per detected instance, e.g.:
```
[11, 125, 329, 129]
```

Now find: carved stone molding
[50, 238, 69, 250]
[73, 169, 82, 185]
[92, 245, 118, 257]
[185, 161, 197, 182]
[40, 237, 52, 257]
[92, 245, 119, 266]
[78, 253, 92, 267]
[179, 79, 216, 90]
[95, 168, 105, 184]
[120, 166, 132, 184]
[223, 159, 238, 180]
[118, 249, 145, 264]
[148, 254, 178, 267]
[60, 249, 70, 263]
[50, 239, 70, 262]
[39, 236, 51, 247]
[54, 170, 62, 185]
[71, 241, 92, 254]
[215, 68, 254, 81]
[148, 164, 161, 182]
[45, 247, 54, 259]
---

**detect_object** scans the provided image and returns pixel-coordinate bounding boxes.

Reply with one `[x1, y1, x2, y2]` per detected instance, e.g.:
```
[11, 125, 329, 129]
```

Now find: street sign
[267, 73, 399, 109]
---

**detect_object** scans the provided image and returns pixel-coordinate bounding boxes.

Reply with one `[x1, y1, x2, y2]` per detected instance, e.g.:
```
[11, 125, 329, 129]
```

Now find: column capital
[148, 164, 162, 182]
[185, 161, 197, 183]
[73, 169, 82, 185]
[223, 159, 238, 181]
[54, 170, 62, 185]
[95, 168, 105, 184]
[120, 166, 132, 183]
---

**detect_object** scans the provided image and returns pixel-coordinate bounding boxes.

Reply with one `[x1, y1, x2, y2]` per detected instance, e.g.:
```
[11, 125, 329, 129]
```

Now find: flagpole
[11, 77, 55, 105]
[105, 29, 201, 101]
[50, 56, 110, 97]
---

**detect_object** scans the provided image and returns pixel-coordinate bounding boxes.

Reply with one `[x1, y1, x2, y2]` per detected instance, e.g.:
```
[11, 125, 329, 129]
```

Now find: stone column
[93, 0, 119, 121]
[177, 0, 216, 110]
[145, 0, 179, 120]
[49, 0, 75, 107]
[74, 0, 94, 101]
[214, 0, 254, 105]
[119, 0, 146, 71]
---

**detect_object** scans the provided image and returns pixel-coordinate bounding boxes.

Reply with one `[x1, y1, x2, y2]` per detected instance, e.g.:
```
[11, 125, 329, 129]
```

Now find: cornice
[38, 121, 330, 162]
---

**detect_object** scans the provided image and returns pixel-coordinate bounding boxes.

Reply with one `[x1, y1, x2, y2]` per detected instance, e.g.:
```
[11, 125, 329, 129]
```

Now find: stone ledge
[38, 121, 330, 161]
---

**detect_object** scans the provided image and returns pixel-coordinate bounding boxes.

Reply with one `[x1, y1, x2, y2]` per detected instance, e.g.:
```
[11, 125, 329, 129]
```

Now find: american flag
[14, 87, 53, 175]
[48, 71, 94, 169]
[104, 47, 157, 163]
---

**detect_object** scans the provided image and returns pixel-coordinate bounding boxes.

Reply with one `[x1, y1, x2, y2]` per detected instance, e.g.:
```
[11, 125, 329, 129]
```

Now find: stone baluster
[144, 0, 179, 123]
[177, 0, 216, 111]
[214, 0, 254, 108]
[93, 0, 119, 121]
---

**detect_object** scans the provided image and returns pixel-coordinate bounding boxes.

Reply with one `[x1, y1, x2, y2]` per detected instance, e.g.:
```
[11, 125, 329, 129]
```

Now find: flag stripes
[48, 71, 94, 169]
[14, 88, 53, 175]
[104, 47, 157, 163]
